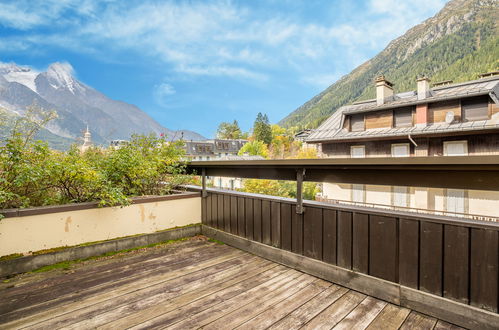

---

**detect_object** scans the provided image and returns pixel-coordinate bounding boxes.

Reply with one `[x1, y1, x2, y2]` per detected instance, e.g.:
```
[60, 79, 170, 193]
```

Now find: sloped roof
[306, 76, 499, 142]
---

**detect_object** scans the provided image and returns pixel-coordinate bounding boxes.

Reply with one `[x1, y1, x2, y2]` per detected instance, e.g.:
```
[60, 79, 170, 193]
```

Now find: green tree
[237, 140, 269, 158]
[216, 120, 242, 139]
[253, 112, 272, 145]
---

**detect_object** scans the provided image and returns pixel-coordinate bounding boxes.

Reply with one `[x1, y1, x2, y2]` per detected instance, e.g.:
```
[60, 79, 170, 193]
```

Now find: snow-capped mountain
[0, 61, 205, 146]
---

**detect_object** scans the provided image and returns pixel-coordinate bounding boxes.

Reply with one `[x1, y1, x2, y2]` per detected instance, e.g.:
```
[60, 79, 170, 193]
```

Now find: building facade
[184, 139, 247, 161]
[305, 74, 499, 219]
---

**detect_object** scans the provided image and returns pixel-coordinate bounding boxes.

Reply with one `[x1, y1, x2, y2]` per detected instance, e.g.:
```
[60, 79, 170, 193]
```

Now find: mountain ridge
[279, 0, 499, 128]
[0, 61, 205, 149]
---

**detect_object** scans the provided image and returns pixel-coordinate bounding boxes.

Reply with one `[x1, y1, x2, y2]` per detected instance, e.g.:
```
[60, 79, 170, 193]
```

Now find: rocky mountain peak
[45, 62, 81, 94]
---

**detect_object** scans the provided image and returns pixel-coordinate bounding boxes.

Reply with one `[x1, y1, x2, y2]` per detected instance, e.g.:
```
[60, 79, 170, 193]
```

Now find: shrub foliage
[0, 109, 188, 212]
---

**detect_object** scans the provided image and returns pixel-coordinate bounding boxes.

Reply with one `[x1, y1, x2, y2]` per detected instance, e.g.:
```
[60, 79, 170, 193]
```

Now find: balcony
[1, 156, 498, 329]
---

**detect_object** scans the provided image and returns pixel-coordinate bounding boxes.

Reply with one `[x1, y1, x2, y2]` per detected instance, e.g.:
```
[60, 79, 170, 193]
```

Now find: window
[462, 96, 489, 122]
[394, 108, 413, 127]
[391, 143, 410, 157]
[351, 145, 365, 158]
[443, 141, 468, 156]
[350, 114, 365, 132]
[446, 189, 465, 214]
[392, 186, 409, 207]
[352, 184, 365, 203]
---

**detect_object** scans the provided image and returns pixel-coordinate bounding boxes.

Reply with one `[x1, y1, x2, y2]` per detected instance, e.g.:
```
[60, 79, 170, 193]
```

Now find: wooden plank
[399, 218, 419, 288]
[280, 203, 292, 251]
[271, 201, 281, 248]
[337, 211, 353, 269]
[399, 311, 437, 330]
[365, 110, 393, 129]
[211, 194, 218, 228]
[230, 196, 238, 235]
[237, 197, 245, 237]
[27, 255, 261, 329]
[333, 296, 387, 330]
[323, 209, 337, 265]
[2, 247, 247, 328]
[443, 225, 469, 304]
[419, 221, 443, 296]
[223, 194, 231, 232]
[261, 200, 271, 245]
[352, 212, 369, 274]
[206, 194, 212, 227]
[291, 205, 303, 255]
[267, 286, 348, 330]
[301, 291, 366, 329]
[369, 215, 398, 282]
[304, 207, 323, 260]
[202, 194, 207, 224]
[202, 275, 320, 329]
[162, 270, 305, 329]
[365, 304, 410, 330]
[98, 262, 288, 330]
[253, 199, 262, 243]
[434, 320, 466, 330]
[470, 228, 498, 312]
[217, 194, 224, 229]
[245, 198, 254, 240]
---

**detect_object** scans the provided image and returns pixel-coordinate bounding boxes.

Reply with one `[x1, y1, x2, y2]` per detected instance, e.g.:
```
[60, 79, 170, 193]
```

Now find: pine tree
[253, 112, 272, 145]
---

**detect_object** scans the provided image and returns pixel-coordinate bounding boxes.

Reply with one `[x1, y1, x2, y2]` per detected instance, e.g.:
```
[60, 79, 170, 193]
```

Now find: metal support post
[201, 168, 207, 198]
[296, 168, 306, 214]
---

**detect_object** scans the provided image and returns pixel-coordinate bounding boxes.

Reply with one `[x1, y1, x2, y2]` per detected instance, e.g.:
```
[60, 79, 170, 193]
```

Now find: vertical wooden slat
[206, 194, 212, 227]
[245, 198, 254, 240]
[420, 222, 443, 296]
[399, 219, 419, 289]
[223, 194, 231, 233]
[291, 205, 303, 255]
[337, 211, 353, 269]
[470, 228, 498, 312]
[237, 197, 245, 237]
[211, 194, 218, 229]
[352, 212, 369, 274]
[369, 215, 398, 282]
[230, 196, 237, 235]
[217, 194, 224, 229]
[304, 207, 323, 260]
[271, 201, 281, 248]
[253, 199, 262, 243]
[280, 203, 292, 251]
[261, 200, 271, 245]
[443, 225, 469, 304]
[201, 195, 207, 224]
[323, 209, 337, 265]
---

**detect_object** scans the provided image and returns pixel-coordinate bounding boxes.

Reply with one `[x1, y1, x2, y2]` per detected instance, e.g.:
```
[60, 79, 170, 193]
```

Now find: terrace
[1, 156, 498, 329]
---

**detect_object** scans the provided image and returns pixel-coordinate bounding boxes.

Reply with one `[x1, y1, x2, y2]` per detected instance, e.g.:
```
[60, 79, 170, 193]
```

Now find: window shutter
[462, 96, 489, 121]
[352, 184, 364, 203]
[394, 108, 412, 127]
[393, 186, 408, 207]
[351, 146, 365, 158]
[446, 189, 465, 213]
[444, 141, 468, 156]
[350, 114, 364, 132]
[392, 144, 410, 157]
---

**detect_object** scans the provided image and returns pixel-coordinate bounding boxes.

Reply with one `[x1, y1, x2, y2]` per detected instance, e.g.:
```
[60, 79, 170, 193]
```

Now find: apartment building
[184, 139, 247, 161]
[305, 73, 499, 219]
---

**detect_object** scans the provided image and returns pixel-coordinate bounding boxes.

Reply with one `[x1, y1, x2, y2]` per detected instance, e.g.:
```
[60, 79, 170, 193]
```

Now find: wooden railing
[186, 157, 499, 328]
[198, 188, 498, 314]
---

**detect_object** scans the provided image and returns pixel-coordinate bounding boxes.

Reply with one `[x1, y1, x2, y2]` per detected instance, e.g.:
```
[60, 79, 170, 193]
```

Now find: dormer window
[462, 96, 489, 122]
[350, 114, 364, 132]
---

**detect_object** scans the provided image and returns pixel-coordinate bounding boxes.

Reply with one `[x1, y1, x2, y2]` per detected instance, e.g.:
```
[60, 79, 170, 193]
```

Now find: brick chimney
[417, 77, 431, 100]
[375, 75, 394, 106]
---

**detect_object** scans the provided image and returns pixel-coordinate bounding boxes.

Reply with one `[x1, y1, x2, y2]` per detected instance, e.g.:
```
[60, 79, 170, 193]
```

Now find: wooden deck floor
[0, 238, 464, 330]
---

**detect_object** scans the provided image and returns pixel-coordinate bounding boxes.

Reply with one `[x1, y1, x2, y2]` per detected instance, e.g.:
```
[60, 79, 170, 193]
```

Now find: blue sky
[0, 0, 447, 138]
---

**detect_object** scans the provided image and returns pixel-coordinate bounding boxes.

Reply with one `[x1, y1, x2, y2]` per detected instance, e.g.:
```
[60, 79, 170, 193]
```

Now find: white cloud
[154, 82, 176, 107]
[0, 0, 447, 85]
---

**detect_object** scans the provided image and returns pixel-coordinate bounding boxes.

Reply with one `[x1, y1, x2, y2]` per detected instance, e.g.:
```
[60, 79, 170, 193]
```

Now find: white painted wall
[0, 196, 201, 256]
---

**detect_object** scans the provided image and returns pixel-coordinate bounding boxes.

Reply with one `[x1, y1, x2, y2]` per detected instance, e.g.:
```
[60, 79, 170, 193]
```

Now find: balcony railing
[186, 156, 499, 329]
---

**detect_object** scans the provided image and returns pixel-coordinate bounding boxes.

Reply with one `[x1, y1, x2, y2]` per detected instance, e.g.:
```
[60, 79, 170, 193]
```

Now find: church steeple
[81, 126, 93, 152]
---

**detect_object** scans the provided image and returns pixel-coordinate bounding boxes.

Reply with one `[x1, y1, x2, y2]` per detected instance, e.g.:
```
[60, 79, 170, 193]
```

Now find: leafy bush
[0, 108, 188, 214]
